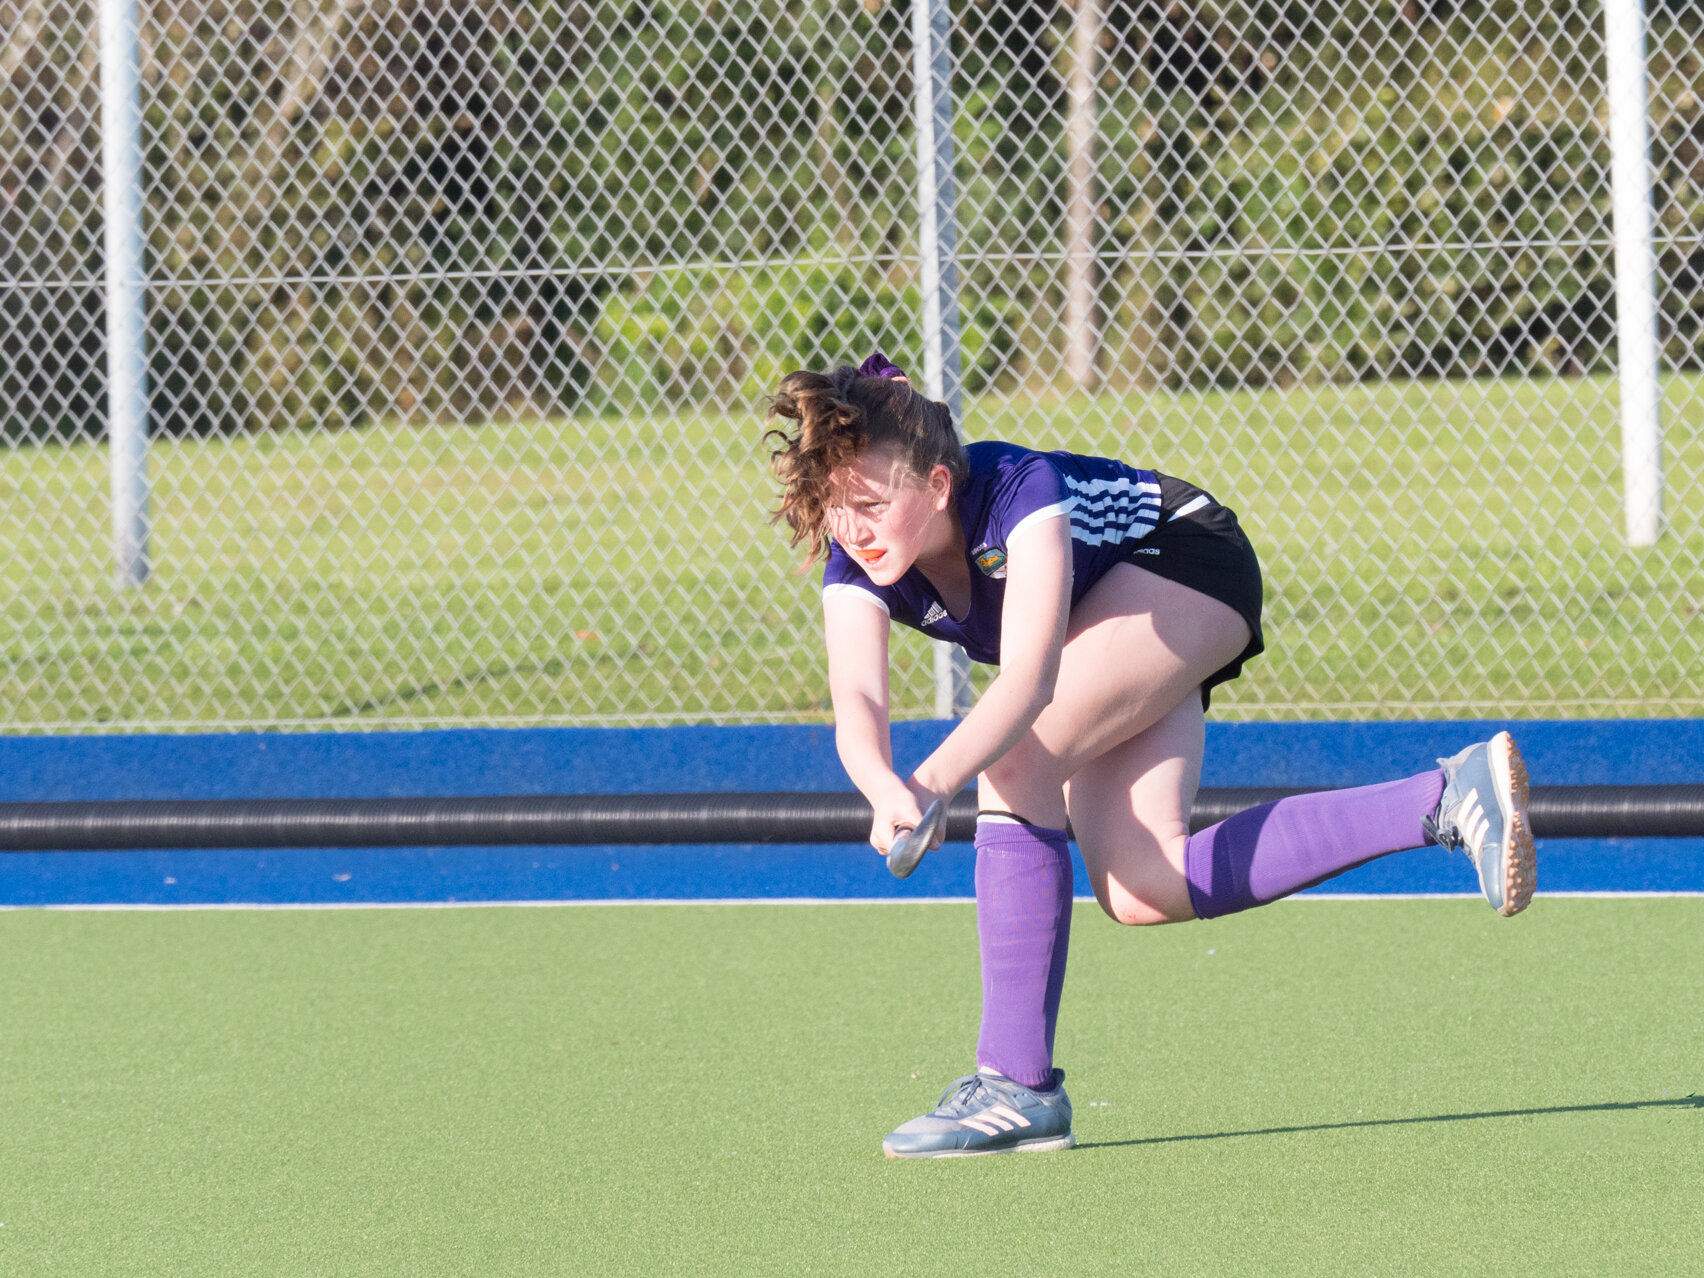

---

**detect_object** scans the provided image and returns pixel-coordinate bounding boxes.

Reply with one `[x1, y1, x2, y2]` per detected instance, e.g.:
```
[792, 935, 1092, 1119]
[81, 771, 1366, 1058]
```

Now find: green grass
[0, 900, 1699, 1274]
[3, 373, 1703, 729]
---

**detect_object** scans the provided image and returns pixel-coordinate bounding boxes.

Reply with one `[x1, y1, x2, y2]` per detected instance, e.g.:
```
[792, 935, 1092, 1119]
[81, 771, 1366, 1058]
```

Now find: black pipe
[0, 785, 1701, 850]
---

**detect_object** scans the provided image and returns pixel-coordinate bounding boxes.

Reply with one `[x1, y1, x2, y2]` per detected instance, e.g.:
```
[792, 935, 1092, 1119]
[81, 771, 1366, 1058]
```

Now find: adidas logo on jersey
[922, 602, 949, 627]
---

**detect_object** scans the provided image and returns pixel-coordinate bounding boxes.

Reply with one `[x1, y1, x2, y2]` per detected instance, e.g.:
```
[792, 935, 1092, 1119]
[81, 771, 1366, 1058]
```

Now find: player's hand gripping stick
[886, 799, 946, 880]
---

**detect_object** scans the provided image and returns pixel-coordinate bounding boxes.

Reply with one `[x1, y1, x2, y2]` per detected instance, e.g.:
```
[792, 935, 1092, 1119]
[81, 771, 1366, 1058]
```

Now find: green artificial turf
[5, 374, 1703, 729]
[0, 899, 1699, 1274]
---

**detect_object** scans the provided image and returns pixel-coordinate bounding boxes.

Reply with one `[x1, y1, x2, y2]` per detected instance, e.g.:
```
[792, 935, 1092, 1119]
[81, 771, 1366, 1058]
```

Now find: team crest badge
[973, 545, 1008, 578]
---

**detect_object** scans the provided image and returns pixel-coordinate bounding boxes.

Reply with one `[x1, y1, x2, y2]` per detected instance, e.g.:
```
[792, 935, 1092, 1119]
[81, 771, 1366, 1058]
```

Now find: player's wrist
[906, 768, 955, 804]
[865, 771, 913, 807]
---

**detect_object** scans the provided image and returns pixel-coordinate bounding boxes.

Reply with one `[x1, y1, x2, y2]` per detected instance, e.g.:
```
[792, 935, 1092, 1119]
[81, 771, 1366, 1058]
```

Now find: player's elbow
[1022, 654, 1061, 714]
[831, 691, 888, 761]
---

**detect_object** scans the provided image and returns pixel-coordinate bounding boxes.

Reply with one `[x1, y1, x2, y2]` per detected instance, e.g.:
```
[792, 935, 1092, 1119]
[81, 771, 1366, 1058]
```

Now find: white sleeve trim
[822, 582, 890, 615]
[1006, 498, 1076, 541]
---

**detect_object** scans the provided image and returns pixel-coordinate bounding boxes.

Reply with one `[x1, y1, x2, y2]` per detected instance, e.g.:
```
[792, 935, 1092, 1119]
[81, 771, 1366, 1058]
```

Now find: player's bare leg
[1065, 694, 1208, 925]
[975, 563, 1250, 834]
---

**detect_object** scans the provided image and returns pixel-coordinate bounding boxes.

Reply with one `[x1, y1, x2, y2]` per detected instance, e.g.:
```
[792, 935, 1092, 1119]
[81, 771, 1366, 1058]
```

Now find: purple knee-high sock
[1185, 771, 1446, 919]
[974, 816, 1073, 1090]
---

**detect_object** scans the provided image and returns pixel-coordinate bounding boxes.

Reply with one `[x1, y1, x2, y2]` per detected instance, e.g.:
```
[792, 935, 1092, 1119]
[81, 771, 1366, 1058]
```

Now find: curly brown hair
[763, 365, 968, 565]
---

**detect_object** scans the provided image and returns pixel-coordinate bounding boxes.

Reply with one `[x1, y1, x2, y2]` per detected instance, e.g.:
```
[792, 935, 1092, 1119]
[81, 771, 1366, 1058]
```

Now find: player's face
[826, 447, 952, 585]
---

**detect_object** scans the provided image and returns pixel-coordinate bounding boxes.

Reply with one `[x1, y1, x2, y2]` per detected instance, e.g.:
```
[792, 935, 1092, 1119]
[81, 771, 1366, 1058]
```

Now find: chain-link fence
[2, 0, 1701, 731]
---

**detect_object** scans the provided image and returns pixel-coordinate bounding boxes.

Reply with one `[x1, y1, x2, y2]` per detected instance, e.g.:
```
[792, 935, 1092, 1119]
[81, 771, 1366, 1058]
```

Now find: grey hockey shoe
[1423, 730, 1536, 916]
[882, 1069, 1074, 1159]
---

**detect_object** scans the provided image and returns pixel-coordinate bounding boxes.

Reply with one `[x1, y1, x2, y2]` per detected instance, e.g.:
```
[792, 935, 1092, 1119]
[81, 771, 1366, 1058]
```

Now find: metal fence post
[98, 0, 151, 587]
[1603, 0, 1664, 547]
[914, 0, 974, 718]
[1063, 0, 1101, 390]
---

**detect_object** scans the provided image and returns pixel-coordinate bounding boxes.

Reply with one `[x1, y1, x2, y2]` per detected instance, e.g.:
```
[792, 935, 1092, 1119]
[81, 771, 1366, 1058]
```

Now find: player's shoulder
[822, 538, 871, 587]
[959, 441, 1073, 550]
[963, 440, 1066, 500]
[965, 438, 1052, 475]
[821, 540, 902, 617]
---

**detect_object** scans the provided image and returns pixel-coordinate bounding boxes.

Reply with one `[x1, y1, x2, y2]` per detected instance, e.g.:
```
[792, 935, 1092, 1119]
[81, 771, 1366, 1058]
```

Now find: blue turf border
[0, 720, 1698, 904]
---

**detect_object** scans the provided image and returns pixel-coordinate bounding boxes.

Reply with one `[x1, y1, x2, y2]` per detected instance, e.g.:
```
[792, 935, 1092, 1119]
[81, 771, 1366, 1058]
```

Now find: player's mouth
[852, 547, 886, 566]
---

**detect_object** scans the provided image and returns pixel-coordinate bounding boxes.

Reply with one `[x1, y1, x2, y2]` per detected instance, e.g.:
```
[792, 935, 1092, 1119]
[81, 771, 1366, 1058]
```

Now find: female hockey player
[764, 354, 1534, 1158]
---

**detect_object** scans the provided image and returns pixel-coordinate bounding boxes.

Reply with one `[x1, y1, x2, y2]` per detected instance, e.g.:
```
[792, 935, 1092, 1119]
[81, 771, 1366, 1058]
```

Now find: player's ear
[928, 463, 953, 511]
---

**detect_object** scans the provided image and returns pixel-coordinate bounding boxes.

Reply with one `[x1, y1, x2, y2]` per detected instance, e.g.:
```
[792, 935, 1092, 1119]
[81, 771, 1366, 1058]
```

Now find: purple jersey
[822, 440, 1162, 665]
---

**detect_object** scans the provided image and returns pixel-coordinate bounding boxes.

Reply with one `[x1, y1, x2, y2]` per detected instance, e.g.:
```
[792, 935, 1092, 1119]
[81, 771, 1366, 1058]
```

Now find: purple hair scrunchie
[856, 352, 909, 382]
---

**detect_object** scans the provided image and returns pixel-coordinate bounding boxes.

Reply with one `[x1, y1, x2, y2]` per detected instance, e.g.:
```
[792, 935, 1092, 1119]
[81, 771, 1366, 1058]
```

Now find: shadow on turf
[1075, 1094, 1702, 1151]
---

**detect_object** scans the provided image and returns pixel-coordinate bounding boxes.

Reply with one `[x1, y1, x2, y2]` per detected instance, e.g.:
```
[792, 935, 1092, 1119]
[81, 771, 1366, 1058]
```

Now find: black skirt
[1122, 473, 1265, 708]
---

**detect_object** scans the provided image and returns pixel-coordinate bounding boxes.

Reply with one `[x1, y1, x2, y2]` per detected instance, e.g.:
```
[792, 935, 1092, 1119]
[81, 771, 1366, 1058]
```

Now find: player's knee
[1094, 878, 1180, 927]
[981, 748, 1065, 803]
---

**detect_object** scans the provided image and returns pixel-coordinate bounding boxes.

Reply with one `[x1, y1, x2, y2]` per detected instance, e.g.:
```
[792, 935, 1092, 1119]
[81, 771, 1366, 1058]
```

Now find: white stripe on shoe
[1449, 787, 1491, 865]
[987, 1104, 1032, 1129]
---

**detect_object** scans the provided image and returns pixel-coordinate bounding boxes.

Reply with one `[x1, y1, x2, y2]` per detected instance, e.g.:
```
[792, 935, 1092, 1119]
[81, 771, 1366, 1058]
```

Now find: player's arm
[824, 591, 922, 848]
[910, 512, 1073, 800]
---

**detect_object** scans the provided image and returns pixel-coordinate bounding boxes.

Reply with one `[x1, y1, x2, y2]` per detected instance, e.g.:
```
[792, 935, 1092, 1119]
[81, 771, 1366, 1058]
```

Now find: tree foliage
[1, 0, 1702, 440]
